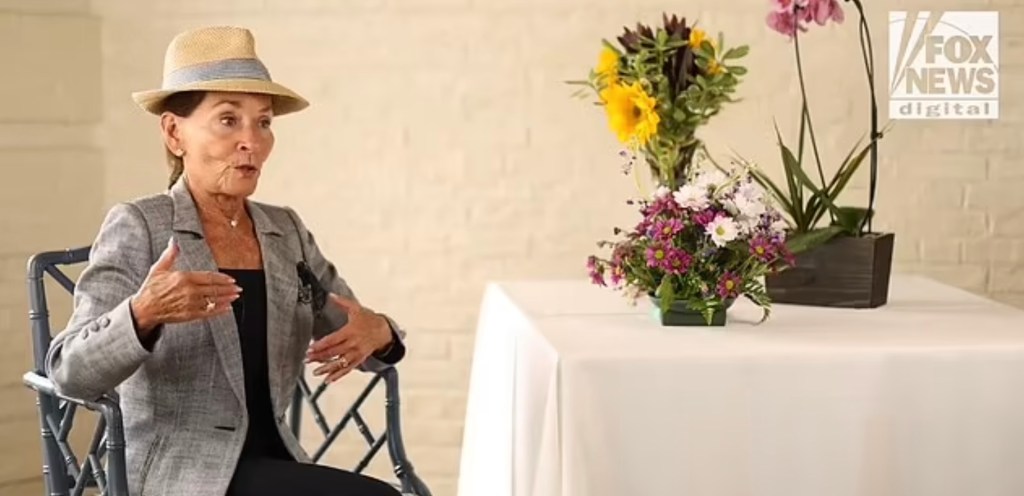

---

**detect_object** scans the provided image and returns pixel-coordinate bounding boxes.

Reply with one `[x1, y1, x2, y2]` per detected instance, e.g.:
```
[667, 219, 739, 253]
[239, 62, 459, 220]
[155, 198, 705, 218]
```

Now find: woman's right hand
[130, 237, 241, 335]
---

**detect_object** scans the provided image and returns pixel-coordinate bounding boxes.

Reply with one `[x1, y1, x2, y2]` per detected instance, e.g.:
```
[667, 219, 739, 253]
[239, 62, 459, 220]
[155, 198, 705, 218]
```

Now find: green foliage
[567, 13, 750, 190]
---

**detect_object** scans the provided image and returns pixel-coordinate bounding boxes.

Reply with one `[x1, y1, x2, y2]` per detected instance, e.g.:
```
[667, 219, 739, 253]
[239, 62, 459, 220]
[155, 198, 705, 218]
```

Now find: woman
[45, 26, 406, 496]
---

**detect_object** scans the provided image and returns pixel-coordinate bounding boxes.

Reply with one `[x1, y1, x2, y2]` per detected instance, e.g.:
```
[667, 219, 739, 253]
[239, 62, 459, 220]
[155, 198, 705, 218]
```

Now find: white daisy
[736, 196, 766, 219]
[694, 170, 728, 193]
[673, 184, 710, 211]
[706, 215, 739, 247]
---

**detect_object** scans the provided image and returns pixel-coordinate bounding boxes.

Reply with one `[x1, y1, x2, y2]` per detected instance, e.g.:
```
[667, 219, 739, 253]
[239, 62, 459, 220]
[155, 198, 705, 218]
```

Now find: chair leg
[290, 385, 303, 438]
[36, 393, 69, 496]
[97, 397, 129, 496]
[380, 368, 433, 496]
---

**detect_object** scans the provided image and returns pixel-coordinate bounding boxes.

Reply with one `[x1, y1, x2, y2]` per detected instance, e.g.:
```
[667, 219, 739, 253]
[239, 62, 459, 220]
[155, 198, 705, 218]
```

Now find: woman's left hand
[306, 294, 393, 383]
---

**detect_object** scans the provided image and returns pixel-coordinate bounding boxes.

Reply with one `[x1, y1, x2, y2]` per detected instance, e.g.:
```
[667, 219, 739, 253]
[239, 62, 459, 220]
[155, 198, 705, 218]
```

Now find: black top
[220, 268, 292, 461]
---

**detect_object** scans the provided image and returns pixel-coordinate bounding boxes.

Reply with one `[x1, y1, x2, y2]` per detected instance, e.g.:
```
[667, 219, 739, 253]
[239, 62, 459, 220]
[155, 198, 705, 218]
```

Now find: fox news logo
[889, 11, 999, 120]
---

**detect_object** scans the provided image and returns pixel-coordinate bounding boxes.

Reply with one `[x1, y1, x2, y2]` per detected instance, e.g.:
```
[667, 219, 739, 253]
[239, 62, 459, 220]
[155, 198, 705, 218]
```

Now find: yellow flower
[689, 28, 714, 50]
[690, 28, 723, 75]
[706, 59, 724, 76]
[599, 81, 660, 147]
[595, 46, 620, 84]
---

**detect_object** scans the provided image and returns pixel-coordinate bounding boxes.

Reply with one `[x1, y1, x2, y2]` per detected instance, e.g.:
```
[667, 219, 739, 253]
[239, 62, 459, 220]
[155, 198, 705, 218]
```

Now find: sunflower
[595, 46, 620, 85]
[599, 81, 660, 147]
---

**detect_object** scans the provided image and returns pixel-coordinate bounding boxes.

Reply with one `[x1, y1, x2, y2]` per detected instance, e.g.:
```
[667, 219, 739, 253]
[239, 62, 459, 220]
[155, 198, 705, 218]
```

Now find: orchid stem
[793, 27, 831, 223]
[850, 0, 879, 235]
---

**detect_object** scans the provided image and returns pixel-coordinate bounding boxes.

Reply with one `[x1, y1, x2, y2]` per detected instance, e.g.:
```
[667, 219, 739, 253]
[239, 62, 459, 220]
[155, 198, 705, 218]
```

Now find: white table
[457, 275, 1024, 496]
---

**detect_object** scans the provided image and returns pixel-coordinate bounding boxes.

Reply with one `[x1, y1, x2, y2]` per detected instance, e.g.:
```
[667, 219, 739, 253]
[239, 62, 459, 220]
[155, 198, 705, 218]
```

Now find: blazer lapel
[168, 179, 247, 408]
[248, 201, 300, 416]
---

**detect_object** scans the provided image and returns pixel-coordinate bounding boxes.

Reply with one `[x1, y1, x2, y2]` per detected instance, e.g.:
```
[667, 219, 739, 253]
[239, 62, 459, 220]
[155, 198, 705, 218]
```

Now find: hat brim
[131, 79, 309, 116]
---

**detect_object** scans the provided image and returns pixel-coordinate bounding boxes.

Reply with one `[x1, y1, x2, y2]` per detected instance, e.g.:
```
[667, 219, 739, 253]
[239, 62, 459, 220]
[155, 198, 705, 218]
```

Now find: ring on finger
[204, 297, 216, 312]
[333, 355, 349, 368]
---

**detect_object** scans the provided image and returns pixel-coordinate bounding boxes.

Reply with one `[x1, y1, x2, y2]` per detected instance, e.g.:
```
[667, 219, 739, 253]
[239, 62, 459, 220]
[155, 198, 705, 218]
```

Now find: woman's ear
[160, 112, 184, 157]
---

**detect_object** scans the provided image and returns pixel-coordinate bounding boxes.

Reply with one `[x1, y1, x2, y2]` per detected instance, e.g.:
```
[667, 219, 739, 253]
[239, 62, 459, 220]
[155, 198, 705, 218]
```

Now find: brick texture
[0, 0, 1022, 494]
[0, 2, 102, 493]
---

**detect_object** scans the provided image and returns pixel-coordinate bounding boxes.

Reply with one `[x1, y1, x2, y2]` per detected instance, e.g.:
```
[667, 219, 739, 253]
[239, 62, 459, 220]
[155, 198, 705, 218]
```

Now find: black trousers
[226, 456, 401, 496]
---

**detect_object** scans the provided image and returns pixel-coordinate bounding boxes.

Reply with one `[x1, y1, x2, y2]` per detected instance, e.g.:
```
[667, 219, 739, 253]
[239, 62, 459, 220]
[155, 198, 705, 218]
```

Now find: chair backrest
[25, 247, 123, 496]
[24, 246, 432, 496]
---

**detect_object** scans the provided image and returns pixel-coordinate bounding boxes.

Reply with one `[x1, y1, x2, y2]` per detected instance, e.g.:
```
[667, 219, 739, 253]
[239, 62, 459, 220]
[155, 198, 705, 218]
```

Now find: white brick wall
[0, 0, 1022, 494]
[0, 2, 102, 494]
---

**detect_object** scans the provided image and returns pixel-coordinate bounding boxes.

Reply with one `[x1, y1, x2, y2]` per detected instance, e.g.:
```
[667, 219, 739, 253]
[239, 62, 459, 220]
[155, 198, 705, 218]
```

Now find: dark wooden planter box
[765, 232, 895, 308]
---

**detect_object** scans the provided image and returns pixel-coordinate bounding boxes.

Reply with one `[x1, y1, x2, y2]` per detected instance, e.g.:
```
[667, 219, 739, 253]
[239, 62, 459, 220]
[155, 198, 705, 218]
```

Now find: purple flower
[664, 249, 693, 275]
[652, 218, 684, 241]
[610, 264, 625, 286]
[717, 272, 742, 299]
[749, 236, 776, 262]
[611, 245, 627, 265]
[634, 218, 652, 236]
[645, 243, 669, 268]
[644, 194, 681, 219]
[693, 209, 718, 227]
[587, 255, 606, 287]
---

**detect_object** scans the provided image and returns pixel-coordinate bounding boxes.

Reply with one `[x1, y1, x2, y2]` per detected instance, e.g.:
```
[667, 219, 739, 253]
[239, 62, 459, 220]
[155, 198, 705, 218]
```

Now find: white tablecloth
[457, 275, 1024, 496]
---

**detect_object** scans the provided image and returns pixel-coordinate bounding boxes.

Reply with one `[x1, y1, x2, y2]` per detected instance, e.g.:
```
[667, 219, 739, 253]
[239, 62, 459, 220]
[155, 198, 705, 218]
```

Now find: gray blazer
[45, 178, 407, 496]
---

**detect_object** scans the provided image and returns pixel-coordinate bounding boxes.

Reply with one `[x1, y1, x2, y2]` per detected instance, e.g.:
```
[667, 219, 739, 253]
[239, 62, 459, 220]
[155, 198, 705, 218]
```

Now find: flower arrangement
[569, 14, 750, 190]
[586, 158, 795, 325]
[749, 0, 890, 253]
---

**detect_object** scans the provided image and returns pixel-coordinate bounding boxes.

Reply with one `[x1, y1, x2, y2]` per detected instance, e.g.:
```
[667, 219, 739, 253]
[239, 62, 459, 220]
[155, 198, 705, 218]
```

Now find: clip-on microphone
[296, 261, 350, 330]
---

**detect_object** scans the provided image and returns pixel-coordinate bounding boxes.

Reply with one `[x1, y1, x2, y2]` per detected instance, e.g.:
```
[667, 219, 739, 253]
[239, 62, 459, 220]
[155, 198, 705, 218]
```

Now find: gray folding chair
[22, 246, 432, 496]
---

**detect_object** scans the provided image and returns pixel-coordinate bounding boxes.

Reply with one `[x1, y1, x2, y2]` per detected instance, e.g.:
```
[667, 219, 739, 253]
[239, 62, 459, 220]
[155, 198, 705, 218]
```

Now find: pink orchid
[804, 0, 844, 25]
[767, 0, 842, 37]
[771, 0, 808, 13]
[766, 11, 804, 37]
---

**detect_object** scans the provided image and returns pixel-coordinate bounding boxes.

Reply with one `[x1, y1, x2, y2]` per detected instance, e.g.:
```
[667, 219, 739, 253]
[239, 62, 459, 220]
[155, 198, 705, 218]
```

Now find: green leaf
[808, 139, 873, 227]
[723, 45, 749, 59]
[702, 306, 714, 325]
[796, 101, 808, 170]
[657, 276, 675, 315]
[775, 125, 805, 229]
[743, 289, 772, 324]
[828, 141, 872, 200]
[728, 66, 748, 76]
[833, 207, 871, 234]
[600, 39, 623, 56]
[785, 226, 845, 253]
[778, 129, 844, 225]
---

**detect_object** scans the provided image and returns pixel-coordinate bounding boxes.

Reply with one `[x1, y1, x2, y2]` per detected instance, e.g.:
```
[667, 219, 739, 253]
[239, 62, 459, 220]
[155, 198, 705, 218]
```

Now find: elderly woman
[45, 26, 405, 496]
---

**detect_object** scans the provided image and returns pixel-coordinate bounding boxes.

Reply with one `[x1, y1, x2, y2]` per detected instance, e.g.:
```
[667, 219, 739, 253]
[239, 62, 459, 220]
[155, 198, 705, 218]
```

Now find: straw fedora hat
[132, 26, 309, 116]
